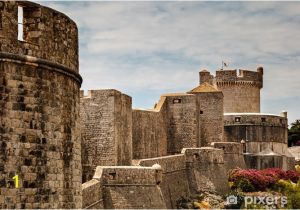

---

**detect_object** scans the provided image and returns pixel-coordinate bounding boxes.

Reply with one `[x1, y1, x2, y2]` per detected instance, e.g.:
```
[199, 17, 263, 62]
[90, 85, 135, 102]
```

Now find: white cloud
[39, 1, 300, 123]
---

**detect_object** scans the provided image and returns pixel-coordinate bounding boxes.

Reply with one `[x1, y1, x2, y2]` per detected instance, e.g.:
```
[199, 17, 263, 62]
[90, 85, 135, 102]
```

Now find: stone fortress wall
[163, 94, 199, 154]
[80, 90, 132, 183]
[0, 1, 81, 208]
[82, 165, 167, 209]
[200, 67, 263, 113]
[0, 1, 296, 209]
[82, 83, 224, 170]
[136, 154, 189, 209]
[80, 66, 294, 208]
[132, 96, 168, 159]
[223, 112, 288, 154]
[133, 87, 224, 158]
[83, 146, 241, 209]
[200, 67, 293, 171]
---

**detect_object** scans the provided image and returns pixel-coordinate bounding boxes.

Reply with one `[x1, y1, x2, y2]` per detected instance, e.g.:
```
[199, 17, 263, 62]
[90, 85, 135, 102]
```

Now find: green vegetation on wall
[288, 119, 300, 147]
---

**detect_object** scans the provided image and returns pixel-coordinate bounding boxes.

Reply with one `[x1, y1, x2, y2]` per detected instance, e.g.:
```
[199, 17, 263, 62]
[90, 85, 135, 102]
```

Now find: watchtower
[200, 67, 263, 113]
[0, 1, 82, 208]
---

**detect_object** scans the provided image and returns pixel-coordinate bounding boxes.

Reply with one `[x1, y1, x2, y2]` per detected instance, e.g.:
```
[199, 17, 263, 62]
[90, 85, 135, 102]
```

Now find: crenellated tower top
[199, 66, 264, 113]
[200, 67, 263, 88]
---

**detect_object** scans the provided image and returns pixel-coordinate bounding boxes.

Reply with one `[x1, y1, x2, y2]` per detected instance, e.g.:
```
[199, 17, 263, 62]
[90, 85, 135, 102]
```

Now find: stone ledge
[0, 52, 82, 84]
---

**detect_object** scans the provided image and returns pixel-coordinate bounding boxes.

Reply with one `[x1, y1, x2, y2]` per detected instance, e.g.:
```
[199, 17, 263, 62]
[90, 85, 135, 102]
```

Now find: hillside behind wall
[80, 90, 132, 182]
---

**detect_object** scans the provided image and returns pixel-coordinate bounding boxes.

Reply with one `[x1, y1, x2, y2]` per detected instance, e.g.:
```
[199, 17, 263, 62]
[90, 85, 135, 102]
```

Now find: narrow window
[0, 2, 3, 30]
[173, 99, 181, 104]
[261, 117, 266, 122]
[18, 6, 24, 41]
[235, 117, 241, 122]
[200, 110, 204, 114]
[0, 13, 2, 30]
[109, 172, 116, 180]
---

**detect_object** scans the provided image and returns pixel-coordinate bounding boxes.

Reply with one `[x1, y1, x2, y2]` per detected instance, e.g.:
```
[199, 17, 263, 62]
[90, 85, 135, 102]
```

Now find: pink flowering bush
[229, 168, 300, 191]
[285, 170, 300, 183]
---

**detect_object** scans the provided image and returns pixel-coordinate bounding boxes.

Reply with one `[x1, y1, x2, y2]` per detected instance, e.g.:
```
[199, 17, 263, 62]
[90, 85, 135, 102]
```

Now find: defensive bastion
[80, 67, 295, 208]
[0, 1, 297, 209]
[200, 67, 263, 113]
[0, 1, 82, 208]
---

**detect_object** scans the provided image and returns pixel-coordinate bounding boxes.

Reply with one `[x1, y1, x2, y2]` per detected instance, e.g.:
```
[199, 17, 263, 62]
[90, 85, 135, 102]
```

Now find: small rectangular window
[235, 117, 241, 122]
[0, 2, 3, 29]
[261, 117, 266, 122]
[109, 172, 116, 180]
[173, 99, 182, 104]
[18, 6, 24, 41]
[0, 13, 2, 30]
[200, 110, 203, 114]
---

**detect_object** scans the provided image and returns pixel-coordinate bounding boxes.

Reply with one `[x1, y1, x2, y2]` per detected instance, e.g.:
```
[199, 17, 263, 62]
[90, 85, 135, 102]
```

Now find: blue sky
[40, 1, 300, 125]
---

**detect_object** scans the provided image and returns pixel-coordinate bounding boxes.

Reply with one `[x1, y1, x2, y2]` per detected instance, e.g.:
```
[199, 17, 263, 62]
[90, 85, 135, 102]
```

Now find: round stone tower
[200, 67, 263, 113]
[0, 1, 82, 209]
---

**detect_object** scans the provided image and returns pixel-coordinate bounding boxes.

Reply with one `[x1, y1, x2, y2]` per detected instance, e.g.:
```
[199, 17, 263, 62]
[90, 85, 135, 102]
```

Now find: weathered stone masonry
[200, 67, 263, 113]
[0, 1, 81, 208]
[83, 165, 167, 209]
[1, 1, 296, 209]
[132, 108, 168, 159]
[83, 147, 233, 209]
[133, 84, 224, 159]
[80, 89, 132, 183]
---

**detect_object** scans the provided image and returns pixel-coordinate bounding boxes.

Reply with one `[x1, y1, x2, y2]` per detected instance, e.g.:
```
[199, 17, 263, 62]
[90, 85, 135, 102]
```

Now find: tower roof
[187, 82, 221, 93]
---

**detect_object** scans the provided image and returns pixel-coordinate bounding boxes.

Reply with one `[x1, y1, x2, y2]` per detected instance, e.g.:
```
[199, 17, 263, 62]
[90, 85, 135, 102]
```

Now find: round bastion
[223, 113, 288, 155]
[0, 1, 82, 208]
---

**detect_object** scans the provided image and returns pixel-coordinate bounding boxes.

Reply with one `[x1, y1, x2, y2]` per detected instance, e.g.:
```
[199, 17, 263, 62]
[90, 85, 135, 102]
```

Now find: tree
[288, 119, 300, 147]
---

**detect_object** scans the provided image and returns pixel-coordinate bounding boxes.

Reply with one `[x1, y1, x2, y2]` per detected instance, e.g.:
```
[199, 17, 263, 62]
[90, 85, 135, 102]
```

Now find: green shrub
[272, 179, 296, 193]
[241, 202, 267, 209]
[289, 192, 300, 209]
[236, 178, 255, 192]
[272, 179, 300, 209]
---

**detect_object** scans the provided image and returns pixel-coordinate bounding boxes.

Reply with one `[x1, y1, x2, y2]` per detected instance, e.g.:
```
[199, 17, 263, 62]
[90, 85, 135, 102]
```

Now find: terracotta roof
[187, 82, 221, 93]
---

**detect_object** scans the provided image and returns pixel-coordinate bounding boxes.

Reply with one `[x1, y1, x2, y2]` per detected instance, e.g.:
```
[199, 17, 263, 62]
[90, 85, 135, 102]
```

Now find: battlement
[200, 66, 264, 113]
[182, 147, 224, 164]
[200, 67, 263, 88]
[137, 154, 186, 173]
[224, 112, 288, 127]
[80, 89, 131, 100]
[211, 142, 244, 154]
[93, 166, 162, 185]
